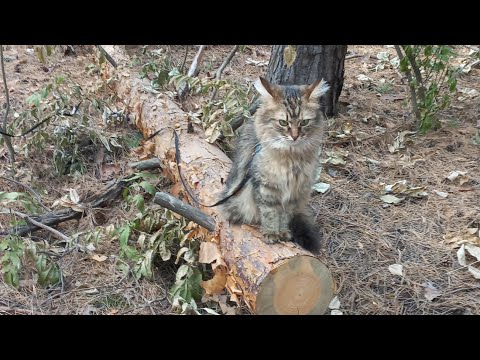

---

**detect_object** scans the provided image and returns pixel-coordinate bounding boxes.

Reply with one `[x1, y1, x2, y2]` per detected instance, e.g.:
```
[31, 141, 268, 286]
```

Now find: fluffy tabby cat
[220, 76, 329, 252]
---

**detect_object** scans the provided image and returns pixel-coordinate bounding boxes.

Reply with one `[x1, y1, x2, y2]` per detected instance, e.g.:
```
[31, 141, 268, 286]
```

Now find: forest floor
[1, 45, 479, 315]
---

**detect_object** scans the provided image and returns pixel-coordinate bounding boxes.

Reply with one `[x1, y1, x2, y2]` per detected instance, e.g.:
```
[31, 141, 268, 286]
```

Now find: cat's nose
[290, 128, 299, 141]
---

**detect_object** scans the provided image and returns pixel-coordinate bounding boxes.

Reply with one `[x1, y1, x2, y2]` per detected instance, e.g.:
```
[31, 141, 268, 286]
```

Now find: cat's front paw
[262, 230, 292, 244]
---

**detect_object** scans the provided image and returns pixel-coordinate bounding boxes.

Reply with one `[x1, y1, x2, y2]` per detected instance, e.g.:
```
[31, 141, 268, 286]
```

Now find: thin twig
[187, 45, 206, 77]
[395, 45, 421, 122]
[210, 45, 239, 102]
[180, 45, 190, 74]
[1, 208, 69, 241]
[0, 176, 52, 212]
[177, 45, 207, 101]
[404, 46, 425, 102]
[96, 45, 117, 68]
[345, 53, 364, 60]
[0, 45, 16, 166]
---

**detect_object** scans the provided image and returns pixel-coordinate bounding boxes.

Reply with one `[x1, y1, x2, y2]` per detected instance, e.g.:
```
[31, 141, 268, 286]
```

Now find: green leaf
[158, 240, 172, 261]
[0, 191, 23, 202]
[131, 194, 145, 213]
[139, 181, 156, 196]
[189, 267, 203, 301]
[119, 227, 131, 248]
[399, 56, 409, 73]
[4, 269, 19, 288]
[176, 264, 190, 281]
[26, 93, 42, 108]
[184, 249, 195, 263]
[283, 45, 297, 67]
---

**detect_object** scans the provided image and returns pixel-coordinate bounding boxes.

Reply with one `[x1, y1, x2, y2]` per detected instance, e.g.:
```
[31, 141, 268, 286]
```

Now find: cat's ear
[304, 79, 330, 101]
[254, 77, 278, 99]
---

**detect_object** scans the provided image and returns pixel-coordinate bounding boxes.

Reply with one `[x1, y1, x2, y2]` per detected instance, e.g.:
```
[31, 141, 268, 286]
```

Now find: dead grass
[1, 45, 480, 315]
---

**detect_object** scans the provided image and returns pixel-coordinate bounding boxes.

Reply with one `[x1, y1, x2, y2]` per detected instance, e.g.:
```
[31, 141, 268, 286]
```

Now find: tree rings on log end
[255, 255, 334, 315]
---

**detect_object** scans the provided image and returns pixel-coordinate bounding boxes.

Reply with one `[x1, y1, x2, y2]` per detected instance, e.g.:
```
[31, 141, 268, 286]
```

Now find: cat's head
[253, 77, 329, 150]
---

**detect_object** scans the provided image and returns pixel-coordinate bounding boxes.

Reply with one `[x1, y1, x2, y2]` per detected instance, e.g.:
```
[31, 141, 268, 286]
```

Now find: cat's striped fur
[220, 77, 329, 252]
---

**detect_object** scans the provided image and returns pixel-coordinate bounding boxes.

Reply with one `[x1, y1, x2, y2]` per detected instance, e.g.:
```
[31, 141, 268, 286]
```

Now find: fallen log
[106, 46, 335, 315]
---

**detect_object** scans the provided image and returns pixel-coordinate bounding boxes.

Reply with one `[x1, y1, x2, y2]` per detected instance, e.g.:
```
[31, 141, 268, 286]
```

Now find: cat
[220, 76, 329, 253]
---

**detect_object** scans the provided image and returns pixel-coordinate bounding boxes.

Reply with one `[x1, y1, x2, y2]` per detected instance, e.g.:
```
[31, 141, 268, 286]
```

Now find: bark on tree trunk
[266, 45, 347, 117]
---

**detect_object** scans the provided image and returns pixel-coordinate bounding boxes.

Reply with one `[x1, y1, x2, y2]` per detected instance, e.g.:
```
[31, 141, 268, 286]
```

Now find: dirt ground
[1, 45, 479, 315]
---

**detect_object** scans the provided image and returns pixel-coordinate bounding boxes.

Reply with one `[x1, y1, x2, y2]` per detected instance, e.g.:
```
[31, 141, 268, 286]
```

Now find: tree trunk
[105, 46, 335, 315]
[266, 45, 347, 117]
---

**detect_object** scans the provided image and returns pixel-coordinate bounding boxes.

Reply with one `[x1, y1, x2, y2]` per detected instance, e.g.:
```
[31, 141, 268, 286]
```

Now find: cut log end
[255, 255, 334, 315]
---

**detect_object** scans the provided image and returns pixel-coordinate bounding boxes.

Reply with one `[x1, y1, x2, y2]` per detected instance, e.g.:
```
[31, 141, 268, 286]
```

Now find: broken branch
[153, 191, 216, 232]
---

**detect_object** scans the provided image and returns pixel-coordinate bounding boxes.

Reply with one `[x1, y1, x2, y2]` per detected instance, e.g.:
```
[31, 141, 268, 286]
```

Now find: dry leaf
[201, 267, 228, 295]
[91, 254, 108, 262]
[312, 182, 330, 194]
[388, 264, 404, 276]
[380, 194, 404, 204]
[328, 296, 341, 310]
[423, 282, 441, 301]
[69, 188, 80, 203]
[433, 190, 449, 198]
[357, 74, 372, 82]
[230, 293, 240, 305]
[468, 266, 480, 279]
[446, 170, 469, 185]
[342, 122, 353, 135]
[465, 244, 480, 262]
[283, 45, 297, 67]
[86, 243, 96, 252]
[457, 244, 466, 266]
[385, 180, 408, 194]
[218, 296, 237, 315]
[397, 154, 425, 168]
[198, 242, 222, 264]
[444, 227, 480, 248]
[403, 187, 428, 198]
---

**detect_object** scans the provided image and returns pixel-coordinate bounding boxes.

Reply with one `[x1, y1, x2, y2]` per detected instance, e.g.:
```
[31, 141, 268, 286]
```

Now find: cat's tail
[290, 214, 322, 253]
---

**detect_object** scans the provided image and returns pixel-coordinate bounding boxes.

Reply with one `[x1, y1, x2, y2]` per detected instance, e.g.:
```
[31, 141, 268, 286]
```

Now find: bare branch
[180, 45, 190, 74]
[128, 158, 162, 171]
[177, 45, 207, 101]
[395, 45, 421, 122]
[210, 45, 240, 102]
[96, 45, 117, 68]
[187, 45, 206, 77]
[153, 191, 216, 232]
[404, 46, 425, 102]
[1, 208, 69, 241]
[0, 45, 15, 166]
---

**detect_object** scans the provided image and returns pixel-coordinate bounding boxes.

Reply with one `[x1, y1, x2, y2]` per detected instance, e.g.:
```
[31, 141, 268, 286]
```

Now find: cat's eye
[279, 119, 288, 126]
[300, 119, 311, 126]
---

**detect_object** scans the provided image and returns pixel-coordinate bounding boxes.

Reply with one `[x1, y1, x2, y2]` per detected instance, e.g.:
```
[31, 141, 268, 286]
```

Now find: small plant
[375, 78, 394, 94]
[0, 235, 25, 288]
[395, 45, 459, 133]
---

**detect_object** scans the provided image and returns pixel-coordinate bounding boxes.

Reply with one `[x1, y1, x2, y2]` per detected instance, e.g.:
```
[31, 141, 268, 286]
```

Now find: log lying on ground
[106, 46, 335, 315]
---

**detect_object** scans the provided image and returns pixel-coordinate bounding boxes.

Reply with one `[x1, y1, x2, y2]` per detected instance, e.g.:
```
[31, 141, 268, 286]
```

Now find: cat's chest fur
[255, 148, 317, 205]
